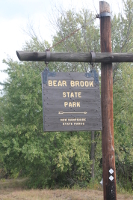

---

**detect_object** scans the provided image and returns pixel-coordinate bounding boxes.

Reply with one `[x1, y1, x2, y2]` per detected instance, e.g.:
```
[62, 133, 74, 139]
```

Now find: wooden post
[100, 1, 117, 200]
[91, 131, 95, 179]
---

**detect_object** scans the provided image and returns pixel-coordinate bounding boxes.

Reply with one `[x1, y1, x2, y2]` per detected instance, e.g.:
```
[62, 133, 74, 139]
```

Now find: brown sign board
[42, 68, 102, 132]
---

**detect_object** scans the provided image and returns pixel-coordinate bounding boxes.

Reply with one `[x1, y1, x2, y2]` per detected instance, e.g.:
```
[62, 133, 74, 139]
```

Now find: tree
[112, 0, 133, 190]
[50, 2, 133, 188]
[0, 35, 93, 187]
[112, 0, 133, 82]
[113, 63, 133, 190]
[50, 8, 101, 181]
[0, 58, 44, 177]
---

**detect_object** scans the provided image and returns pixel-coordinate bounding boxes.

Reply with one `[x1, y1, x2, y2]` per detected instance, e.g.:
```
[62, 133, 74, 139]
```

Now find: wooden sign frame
[42, 68, 102, 131]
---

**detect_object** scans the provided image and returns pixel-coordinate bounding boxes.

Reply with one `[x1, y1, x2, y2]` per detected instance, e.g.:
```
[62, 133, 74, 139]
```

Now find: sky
[0, 0, 123, 90]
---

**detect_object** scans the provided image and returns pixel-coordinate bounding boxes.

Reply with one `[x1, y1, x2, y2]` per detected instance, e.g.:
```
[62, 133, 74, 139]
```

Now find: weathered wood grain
[100, 1, 117, 200]
[16, 51, 133, 63]
[42, 71, 101, 131]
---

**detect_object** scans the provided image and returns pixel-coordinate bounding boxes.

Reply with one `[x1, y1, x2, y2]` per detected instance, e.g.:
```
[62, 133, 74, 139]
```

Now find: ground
[0, 179, 133, 200]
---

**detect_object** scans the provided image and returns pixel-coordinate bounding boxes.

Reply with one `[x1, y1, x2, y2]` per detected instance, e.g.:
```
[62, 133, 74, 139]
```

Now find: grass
[0, 178, 27, 189]
[0, 179, 133, 200]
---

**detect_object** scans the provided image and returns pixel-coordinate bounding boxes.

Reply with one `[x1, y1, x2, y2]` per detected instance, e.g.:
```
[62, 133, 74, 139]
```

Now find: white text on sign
[48, 80, 94, 87]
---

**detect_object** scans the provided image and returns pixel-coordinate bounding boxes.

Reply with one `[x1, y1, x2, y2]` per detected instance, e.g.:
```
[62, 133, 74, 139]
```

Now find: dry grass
[0, 178, 27, 189]
[0, 188, 133, 200]
[0, 179, 133, 200]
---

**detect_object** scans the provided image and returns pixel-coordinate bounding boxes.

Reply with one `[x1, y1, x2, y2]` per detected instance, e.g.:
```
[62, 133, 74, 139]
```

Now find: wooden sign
[42, 68, 102, 131]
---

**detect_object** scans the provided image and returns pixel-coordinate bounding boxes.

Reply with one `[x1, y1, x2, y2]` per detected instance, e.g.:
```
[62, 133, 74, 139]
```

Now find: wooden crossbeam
[16, 51, 133, 63]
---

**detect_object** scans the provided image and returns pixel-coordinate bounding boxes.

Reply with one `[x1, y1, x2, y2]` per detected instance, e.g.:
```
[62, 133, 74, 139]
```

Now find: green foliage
[51, 9, 100, 73]
[113, 64, 133, 190]
[27, 132, 92, 188]
[0, 58, 44, 177]
[111, 0, 133, 190]
[0, 56, 93, 188]
[112, 0, 133, 53]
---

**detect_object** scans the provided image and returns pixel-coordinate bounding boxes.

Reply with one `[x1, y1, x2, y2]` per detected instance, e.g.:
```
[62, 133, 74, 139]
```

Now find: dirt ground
[0, 179, 133, 200]
[0, 188, 133, 200]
